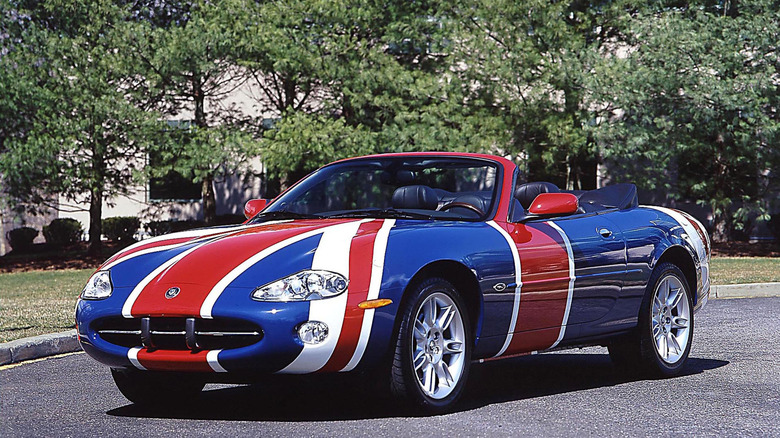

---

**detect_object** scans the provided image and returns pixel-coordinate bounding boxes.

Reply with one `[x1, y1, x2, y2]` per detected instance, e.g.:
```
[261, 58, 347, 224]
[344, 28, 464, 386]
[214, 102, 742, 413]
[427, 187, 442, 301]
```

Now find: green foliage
[593, 0, 780, 240]
[237, 0, 500, 185]
[0, 0, 165, 254]
[6, 227, 38, 252]
[127, 0, 263, 223]
[102, 216, 140, 242]
[42, 218, 82, 247]
[2, 0, 778, 242]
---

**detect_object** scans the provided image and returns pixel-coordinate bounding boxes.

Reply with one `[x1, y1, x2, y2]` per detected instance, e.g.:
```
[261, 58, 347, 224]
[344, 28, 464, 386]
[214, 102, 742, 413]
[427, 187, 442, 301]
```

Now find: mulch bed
[0, 241, 125, 273]
[710, 241, 780, 257]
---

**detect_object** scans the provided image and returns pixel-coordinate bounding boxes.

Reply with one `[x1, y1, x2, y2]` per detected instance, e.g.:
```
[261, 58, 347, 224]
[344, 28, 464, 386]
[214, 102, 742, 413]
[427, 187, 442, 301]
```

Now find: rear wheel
[111, 368, 205, 406]
[390, 277, 471, 413]
[608, 262, 694, 376]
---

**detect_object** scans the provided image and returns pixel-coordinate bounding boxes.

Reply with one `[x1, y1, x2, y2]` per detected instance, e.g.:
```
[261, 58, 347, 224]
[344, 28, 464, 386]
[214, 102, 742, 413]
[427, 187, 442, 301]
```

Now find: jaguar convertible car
[76, 152, 710, 412]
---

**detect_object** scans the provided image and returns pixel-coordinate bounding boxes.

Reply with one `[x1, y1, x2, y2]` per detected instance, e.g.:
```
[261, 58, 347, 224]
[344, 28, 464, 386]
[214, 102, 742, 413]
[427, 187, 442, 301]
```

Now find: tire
[608, 262, 694, 377]
[390, 277, 472, 413]
[111, 368, 205, 406]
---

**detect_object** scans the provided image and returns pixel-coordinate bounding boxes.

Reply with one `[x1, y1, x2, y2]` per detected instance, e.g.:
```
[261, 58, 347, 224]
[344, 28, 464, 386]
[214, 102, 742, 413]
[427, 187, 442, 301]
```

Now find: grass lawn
[710, 257, 780, 285]
[0, 269, 91, 343]
[0, 257, 778, 344]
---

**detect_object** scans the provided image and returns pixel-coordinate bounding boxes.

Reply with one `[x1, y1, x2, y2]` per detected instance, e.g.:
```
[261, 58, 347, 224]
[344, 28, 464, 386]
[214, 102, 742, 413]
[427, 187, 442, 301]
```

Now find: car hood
[104, 218, 397, 318]
[104, 219, 365, 288]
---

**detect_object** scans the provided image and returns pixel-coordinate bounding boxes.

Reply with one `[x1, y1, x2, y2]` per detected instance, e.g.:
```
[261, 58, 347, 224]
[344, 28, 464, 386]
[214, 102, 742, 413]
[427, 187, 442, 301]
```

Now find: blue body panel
[362, 220, 516, 365]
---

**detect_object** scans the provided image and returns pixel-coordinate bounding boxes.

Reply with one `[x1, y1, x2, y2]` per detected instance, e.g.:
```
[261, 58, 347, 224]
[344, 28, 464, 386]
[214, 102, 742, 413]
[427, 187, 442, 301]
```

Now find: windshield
[255, 156, 500, 221]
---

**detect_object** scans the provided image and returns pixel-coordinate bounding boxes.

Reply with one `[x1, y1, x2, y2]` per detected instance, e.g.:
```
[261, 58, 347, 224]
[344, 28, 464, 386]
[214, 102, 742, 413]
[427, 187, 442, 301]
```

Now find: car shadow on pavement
[106, 353, 728, 421]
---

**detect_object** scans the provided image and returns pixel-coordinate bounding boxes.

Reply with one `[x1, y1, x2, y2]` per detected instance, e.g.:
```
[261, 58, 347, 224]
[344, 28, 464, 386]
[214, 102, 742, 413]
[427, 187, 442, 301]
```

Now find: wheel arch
[655, 245, 697, 303]
[398, 260, 483, 346]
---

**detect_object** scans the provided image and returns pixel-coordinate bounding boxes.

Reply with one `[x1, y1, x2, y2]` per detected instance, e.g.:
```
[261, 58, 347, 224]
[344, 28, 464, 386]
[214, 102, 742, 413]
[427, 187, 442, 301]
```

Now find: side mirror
[528, 193, 579, 216]
[244, 199, 269, 219]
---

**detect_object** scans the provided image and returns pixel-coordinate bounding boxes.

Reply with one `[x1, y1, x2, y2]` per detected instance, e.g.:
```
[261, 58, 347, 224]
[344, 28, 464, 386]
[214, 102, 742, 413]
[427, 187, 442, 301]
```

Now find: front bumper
[76, 297, 312, 374]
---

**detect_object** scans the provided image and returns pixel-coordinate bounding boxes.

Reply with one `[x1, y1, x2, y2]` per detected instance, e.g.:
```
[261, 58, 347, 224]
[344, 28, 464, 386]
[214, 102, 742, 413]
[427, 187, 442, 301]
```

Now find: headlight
[252, 270, 348, 302]
[81, 270, 113, 300]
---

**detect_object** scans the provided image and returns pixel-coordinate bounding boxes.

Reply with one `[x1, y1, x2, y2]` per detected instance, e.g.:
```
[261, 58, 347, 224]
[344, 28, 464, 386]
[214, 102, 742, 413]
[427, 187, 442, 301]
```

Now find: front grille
[94, 317, 263, 351]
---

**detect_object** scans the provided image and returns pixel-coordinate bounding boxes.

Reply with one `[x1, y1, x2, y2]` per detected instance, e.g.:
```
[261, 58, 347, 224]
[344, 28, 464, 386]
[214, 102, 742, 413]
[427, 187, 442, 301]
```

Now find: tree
[594, 0, 780, 241]
[450, 0, 635, 189]
[236, 0, 504, 189]
[0, 0, 161, 255]
[126, 0, 260, 224]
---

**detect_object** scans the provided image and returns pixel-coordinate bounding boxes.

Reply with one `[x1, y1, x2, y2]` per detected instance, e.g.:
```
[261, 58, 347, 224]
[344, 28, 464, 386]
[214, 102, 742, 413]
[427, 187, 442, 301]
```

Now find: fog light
[297, 321, 328, 345]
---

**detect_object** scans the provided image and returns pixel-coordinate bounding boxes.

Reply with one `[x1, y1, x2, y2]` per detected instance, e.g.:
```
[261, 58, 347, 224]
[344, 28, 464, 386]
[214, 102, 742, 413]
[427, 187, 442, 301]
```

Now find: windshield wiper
[249, 210, 323, 222]
[326, 208, 433, 220]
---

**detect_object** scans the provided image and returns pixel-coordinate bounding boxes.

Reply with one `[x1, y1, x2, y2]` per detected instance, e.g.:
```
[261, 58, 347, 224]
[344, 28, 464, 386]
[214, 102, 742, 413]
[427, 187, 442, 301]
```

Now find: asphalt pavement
[1, 297, 778, 437]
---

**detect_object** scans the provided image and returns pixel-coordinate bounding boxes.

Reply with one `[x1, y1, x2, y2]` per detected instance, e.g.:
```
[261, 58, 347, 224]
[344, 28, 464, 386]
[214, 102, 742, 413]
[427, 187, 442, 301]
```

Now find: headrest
[392, 185, 439, 210]
[396, 170, 415, 184]
[514, 181, 560, 209]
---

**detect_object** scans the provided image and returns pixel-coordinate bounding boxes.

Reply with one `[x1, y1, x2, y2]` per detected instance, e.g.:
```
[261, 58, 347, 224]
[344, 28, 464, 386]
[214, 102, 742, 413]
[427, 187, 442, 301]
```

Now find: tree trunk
[711, 206, 731, 243]
[87, 135, 105, 257]
[202, 176, 216, 225]
[193, 74, 218, 225]
[87, 185, 103, 257]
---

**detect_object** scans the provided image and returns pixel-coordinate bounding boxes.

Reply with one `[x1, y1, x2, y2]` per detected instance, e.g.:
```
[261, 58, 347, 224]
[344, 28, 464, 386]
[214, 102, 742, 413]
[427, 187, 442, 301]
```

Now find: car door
[497, 213, 626, 354]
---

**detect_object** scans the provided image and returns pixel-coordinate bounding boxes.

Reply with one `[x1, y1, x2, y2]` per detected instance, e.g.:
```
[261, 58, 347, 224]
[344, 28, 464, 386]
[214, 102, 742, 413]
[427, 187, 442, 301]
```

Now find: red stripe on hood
[129, 219, 356, 317]
[101, 226, 249, 268]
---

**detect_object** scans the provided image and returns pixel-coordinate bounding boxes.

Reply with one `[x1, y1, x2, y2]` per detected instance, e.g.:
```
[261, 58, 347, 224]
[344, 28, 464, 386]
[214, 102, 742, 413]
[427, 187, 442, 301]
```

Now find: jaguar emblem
[493, 283, 507, 292]
[165, 287, 181, 299]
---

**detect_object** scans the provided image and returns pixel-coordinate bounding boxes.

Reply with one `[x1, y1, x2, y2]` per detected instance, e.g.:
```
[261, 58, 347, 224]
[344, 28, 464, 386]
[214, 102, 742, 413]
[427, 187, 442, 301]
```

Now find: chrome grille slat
[196, 331, 261, 337]
[97, 330, 142, 335]
[94, 316, 263, 351]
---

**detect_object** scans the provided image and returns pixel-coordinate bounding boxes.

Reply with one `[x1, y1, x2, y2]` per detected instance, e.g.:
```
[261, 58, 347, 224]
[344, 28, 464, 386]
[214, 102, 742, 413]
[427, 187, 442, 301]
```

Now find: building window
[149, 168, 201, 201]
[149, 120, 201, 201]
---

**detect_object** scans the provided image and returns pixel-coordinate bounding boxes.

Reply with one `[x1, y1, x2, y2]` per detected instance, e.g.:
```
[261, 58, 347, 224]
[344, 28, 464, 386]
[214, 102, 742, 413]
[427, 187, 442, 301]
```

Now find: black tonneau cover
[575, 183, 638, 213]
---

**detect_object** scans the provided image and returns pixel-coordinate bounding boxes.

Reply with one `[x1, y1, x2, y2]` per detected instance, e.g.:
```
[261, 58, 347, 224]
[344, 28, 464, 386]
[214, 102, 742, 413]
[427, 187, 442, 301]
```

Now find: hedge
[6, 227, 38, 252]
[43, 218, 82, 247]
[103, 216, 140, 242]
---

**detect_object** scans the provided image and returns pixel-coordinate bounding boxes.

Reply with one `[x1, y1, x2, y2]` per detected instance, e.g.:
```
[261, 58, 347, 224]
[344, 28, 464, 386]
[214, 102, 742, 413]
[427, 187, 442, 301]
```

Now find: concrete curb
[711, 282, 780, 299]
[1, 284, 779, 366]
[0, 330, 81, 366]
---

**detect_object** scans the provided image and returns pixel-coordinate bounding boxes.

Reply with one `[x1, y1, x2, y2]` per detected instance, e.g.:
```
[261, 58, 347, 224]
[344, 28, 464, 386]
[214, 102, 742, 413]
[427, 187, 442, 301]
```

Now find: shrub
[145, 220, 205, 237]
[6, 227, 38, 252]
[103, 216, 140, 242]
[43, 218, 83, 247]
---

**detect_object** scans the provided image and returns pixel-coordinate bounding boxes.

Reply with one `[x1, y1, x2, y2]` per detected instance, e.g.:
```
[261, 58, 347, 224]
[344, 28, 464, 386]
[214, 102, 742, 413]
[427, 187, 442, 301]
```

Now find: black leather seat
[514, 182, 560, 209]
[392, 185, 439, 210]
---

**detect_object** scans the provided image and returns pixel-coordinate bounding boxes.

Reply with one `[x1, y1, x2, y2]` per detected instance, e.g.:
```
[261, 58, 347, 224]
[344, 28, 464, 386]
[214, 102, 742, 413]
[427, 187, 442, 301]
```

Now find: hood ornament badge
[165, 287, 181, 299]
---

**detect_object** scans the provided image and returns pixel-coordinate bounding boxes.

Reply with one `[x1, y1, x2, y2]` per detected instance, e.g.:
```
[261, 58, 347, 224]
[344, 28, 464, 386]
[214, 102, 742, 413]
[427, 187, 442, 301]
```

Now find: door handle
[599, 228, 613, 238]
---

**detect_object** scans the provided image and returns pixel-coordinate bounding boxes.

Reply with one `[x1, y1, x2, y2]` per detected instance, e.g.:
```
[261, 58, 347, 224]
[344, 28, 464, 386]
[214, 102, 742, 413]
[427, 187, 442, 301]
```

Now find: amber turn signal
[357, 298, 393, 309]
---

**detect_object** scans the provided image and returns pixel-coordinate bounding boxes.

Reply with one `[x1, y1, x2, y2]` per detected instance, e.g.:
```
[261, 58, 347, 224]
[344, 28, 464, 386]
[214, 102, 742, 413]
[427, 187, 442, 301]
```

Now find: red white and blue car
[76, 152, 710, 412]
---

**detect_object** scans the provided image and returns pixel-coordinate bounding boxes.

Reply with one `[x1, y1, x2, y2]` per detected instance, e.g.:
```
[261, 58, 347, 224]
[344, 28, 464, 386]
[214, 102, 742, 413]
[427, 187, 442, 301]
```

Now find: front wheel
[111, 368, 205, 406]
[390, 277, 471, 413]
[609, 262, 694, 377]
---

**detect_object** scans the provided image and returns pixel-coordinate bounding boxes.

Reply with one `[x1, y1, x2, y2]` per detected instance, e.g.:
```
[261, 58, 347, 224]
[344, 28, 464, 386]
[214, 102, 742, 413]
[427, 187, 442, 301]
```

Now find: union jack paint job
[76, 152, 710, 385]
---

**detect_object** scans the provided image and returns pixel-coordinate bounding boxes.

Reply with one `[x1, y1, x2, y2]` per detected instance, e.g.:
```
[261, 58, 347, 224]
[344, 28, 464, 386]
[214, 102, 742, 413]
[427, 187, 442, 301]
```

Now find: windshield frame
[256, 155, 505, 222]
